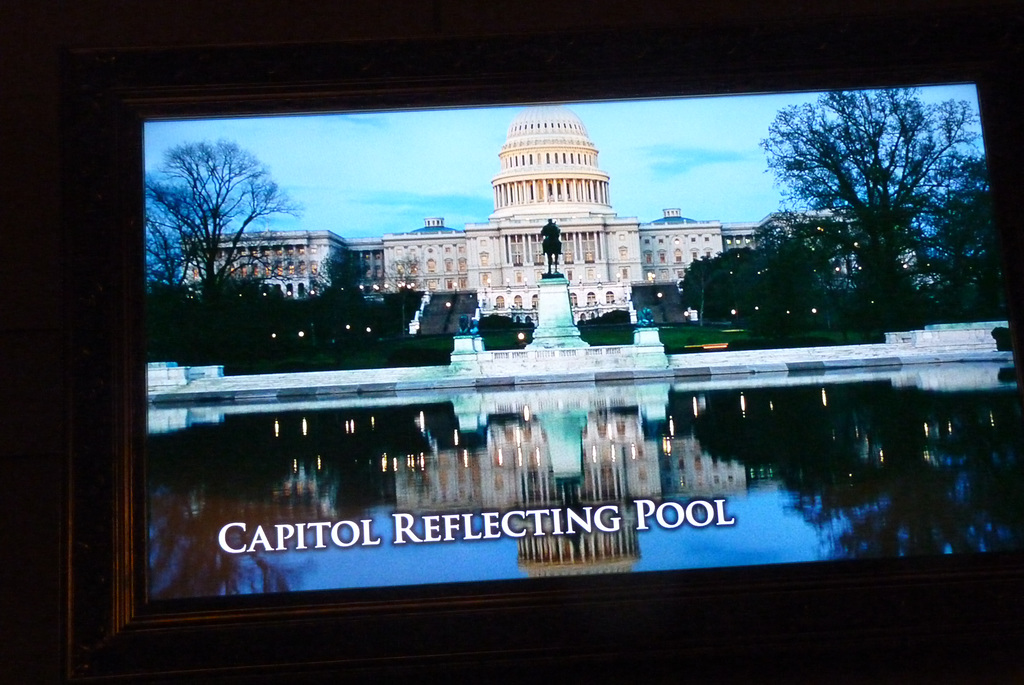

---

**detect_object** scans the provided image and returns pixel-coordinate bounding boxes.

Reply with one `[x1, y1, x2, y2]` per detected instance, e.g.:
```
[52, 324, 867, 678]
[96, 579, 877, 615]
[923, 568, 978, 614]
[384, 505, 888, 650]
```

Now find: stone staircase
[630, 284, 688, 324]
[417, 292, 479, 335]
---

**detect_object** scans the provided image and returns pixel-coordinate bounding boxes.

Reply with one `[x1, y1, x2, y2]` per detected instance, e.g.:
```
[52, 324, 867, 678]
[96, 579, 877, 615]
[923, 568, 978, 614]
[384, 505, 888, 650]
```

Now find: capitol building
[245, 105, 766, 324]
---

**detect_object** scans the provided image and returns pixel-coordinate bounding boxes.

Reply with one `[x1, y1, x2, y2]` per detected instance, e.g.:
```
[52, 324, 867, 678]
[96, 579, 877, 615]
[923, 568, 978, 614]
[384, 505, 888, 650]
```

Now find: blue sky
[144, 84, 981, 239]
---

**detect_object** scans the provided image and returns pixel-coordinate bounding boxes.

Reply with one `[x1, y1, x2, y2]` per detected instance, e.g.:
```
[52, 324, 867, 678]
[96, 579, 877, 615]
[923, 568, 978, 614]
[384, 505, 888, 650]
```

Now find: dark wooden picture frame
[64, 10, 1024, 681]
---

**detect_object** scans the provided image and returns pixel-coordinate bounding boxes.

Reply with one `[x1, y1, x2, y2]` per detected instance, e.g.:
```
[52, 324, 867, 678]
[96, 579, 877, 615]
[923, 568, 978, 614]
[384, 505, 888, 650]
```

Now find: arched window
[513, 295, 523, 308]
[495, 296, 505, 309]
[570, 293, 578, 307]
[644, 251, 653, 264]
[605, 291, 615, 304]
[458, 258, 467, 272]
[674, 249, 683, 263]
[444, 259, 453, 272]
[619, 246, 628, 259]
[531, 294, 539, 309]
[586, 292, 597, 306]
[479, 252, 490, 266]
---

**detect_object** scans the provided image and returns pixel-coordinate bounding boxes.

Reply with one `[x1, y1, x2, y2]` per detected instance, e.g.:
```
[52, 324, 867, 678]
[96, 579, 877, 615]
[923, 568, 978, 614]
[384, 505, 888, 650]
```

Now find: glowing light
[498, 448, 504, 466]
[302, 417, 308, 436]
[924, 422, 930, 437]
[381, 455, 388, 472]
[631, 443, 637, 459]
[454, 430, 460, 446]
[271, 332, 277, 339]
[517, 332, 525, 341]
[821, 389, 828, 407]
[692, 396, 699, 417]
[298, 330, 305, 338]
[523, 406, 531, 421]
[274, 420, 280, 437]
[366, 327, 372, 333]
[740, 393, 746, 413]
[463, 450, 469, 468]
[317, 455, 322, 470]
[292, 458, 298, 473]
[669, 417, 675, 437]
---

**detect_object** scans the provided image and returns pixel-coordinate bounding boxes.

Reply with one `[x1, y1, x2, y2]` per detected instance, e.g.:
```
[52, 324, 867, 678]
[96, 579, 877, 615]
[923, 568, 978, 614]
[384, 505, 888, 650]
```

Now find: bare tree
[145, 140, 300, 300]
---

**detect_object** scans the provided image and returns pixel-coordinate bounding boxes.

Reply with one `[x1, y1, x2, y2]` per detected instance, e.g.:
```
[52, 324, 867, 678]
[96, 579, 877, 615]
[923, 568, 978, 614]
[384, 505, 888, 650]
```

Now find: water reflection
[147, 362, 1024, 599]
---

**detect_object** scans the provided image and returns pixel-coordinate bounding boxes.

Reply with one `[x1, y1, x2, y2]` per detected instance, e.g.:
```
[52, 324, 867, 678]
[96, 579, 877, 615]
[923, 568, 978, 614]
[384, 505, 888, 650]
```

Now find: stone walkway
[148, 343, 1013, 405]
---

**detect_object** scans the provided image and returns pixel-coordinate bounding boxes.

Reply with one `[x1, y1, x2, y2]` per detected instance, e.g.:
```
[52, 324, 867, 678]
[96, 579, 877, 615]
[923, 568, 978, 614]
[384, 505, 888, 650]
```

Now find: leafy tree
[749, 213, 856, 336]
[917, 153, 1003, 320]
[763, 89, 980, 331]
[680, 250, 757, 325]
[145, 140, 300, 300]
[679, 255, 723, 324]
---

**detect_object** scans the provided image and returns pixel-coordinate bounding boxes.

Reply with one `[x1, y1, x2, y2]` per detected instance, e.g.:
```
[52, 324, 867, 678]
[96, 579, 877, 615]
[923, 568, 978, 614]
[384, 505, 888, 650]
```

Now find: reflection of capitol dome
[491, 105, 613, 219]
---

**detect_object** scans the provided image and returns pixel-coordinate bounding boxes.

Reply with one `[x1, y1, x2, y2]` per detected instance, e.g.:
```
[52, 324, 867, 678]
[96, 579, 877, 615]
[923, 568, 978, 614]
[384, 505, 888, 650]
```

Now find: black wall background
[2, 1, 1022, 682]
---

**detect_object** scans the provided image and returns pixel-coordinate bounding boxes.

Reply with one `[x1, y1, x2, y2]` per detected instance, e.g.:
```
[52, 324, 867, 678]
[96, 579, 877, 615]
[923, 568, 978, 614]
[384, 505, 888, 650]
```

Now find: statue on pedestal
[541, 219, 562, 276]
[457, 314, 479, 336]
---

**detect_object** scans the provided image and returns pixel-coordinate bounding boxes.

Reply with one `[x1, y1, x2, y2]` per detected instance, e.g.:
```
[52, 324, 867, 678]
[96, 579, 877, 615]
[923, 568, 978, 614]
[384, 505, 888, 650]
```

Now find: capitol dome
[490, 105, 613, 219]
[504, 105, 591, 142]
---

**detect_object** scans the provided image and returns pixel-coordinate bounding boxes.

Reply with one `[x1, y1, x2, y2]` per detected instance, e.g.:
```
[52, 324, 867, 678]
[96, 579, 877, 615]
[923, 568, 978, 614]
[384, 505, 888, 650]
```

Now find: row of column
[494, 177, 609, 209]
[502, 231, 604, 264]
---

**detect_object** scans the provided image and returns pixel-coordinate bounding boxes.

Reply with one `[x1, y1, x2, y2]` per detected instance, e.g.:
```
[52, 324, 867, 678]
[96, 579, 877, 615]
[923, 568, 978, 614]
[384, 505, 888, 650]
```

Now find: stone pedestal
[449, 334, 485, 374]
[631, 326, 669, 368]
[527, 276, 589, 349]
[452, 334, 485, 354]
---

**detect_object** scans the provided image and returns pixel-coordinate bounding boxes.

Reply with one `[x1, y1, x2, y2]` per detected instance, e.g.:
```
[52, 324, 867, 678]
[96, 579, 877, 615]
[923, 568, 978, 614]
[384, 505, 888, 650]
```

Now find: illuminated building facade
[223, 105, 764, 317]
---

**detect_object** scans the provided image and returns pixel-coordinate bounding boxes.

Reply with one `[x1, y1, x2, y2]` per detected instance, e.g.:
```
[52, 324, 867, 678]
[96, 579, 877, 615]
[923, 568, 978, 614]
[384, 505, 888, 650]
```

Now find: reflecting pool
[147, 362, 1024, 599]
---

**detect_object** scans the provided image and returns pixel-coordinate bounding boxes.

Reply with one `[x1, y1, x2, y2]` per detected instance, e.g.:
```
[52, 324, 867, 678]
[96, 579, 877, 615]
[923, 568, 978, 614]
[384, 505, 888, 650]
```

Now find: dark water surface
[147, 363, 1024, 599]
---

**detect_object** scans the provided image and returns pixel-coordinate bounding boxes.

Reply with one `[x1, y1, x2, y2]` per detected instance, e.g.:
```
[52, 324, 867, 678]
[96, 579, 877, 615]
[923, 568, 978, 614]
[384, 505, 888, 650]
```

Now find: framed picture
[64, 10, 1024, 680]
